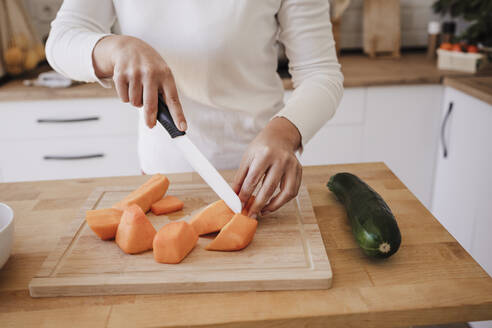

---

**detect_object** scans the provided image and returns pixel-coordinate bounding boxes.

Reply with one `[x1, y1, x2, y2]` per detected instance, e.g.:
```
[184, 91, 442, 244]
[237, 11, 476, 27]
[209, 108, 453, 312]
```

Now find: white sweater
[46, 0, 343, 173]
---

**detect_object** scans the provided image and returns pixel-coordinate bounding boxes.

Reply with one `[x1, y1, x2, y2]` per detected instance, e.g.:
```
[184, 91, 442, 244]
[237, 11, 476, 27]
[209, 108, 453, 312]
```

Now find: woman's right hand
[92, 35, 187, 130]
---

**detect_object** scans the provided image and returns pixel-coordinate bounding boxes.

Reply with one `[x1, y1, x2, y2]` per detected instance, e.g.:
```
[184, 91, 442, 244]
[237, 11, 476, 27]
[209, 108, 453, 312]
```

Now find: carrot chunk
[113, 174, 170, 213]
[151, 196, 184, 215]
[116, 204, 156, 254]
[85, 208, 123, 240]
[189, 200, 234, 235]
[206, 213, 258, 251]
[153, 221, 198, 264]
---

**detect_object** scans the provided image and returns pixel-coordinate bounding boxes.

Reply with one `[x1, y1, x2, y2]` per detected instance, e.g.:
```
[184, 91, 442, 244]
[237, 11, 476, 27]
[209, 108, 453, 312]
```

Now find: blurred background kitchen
[0, 2, 491, 326]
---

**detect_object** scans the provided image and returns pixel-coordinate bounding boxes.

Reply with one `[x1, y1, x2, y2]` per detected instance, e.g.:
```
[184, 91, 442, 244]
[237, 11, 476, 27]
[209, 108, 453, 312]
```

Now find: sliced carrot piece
[206, 213, 258, 251]
[241, 196, 256, 216]
[85, 208, 123, 240]
[151, 196, 184, 215]
[153, 221, 198, 264]
[116, 204, 157, 254]
[113, 174, 170, 213]
[189, 200, 234, 235]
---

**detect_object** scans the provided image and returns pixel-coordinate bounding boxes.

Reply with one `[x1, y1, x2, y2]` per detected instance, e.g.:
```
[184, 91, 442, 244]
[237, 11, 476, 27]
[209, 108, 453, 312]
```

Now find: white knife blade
[173, 135, 242, 213]
[156, 94, 242, 213]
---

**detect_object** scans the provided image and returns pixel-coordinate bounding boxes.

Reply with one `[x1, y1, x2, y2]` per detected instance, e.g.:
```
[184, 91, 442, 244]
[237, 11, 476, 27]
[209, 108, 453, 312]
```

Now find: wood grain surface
[443, 76, 492, 106]
[1, 163, 491, 328]
[29, 184, 332, 297]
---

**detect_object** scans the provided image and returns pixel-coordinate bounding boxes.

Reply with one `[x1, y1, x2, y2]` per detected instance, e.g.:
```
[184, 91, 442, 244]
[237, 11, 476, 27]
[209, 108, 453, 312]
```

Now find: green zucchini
[327, 172, 401, 258]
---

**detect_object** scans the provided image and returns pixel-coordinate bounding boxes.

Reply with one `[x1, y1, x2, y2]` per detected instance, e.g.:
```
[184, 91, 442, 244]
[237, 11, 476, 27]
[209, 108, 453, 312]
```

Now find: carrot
[85, 208, 123, 240]
[241, 196, 256, 216]
[115, 204, 156, 254]
[113, 174, 169, 213]
[153, 221, 198, 264]
[206, 213, 258, 251]
[151, 196, 184, 215]
[189, 200, 234, 235]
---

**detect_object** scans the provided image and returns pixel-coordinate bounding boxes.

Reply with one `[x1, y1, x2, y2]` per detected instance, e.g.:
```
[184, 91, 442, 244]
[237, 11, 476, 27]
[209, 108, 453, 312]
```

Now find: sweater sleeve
[45, 0, 116, 85]
[276, 0, 344, 146]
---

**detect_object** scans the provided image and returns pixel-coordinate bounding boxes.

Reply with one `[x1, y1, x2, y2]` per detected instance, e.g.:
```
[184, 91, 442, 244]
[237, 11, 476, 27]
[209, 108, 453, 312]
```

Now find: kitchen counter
[0, 53, 476, 102]
[443, 76, 492, 106]
[1, 162, 491, 327]
[283, 53, 474, 90]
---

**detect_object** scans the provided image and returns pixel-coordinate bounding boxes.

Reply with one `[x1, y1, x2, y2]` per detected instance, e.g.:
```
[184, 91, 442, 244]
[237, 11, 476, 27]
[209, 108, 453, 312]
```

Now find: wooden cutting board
[29, 183, 332, 297]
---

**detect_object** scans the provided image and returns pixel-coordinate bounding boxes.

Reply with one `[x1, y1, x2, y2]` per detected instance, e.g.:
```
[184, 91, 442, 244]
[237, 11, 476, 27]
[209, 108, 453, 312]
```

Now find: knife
[156, 94, 242, 213]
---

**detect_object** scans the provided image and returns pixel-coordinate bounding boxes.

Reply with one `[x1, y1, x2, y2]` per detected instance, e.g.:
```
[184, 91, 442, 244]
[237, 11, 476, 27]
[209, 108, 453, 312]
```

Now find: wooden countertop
[444, 76, 492, 106]
[0, 53, 475, 102]
[284, 52, 472, 89]
[1, 163, 491, 327]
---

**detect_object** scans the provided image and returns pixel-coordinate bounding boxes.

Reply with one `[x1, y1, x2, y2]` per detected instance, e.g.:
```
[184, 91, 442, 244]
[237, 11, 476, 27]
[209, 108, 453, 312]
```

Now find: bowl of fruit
[437, 42, 484, 73]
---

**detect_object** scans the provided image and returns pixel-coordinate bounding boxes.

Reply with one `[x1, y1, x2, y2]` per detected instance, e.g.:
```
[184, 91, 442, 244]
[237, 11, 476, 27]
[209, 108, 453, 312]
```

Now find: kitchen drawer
[0, 135, 140, 182]
[299, 125, 363, 165]
[284, 87, 366, 126]
[0, 98, 138, 140]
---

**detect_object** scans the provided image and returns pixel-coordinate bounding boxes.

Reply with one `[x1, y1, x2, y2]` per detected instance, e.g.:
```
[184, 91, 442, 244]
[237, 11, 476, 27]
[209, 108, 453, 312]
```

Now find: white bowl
[0, 203, 14, 269]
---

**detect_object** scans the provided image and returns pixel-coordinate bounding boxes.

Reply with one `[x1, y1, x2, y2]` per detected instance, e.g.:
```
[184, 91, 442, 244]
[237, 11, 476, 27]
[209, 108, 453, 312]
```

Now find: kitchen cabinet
[0, 98, 140, 182]
[362, 85, 443, 208]
[431, 86, 492, 328]
[288, 85, 443, 209]
[432, 87, 492, 266]
[289, 88, 366, 166]
[0, 83, 446, 209]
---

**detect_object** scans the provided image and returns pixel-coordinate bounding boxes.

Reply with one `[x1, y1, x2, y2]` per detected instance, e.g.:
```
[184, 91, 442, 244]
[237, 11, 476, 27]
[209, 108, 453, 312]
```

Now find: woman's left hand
[232, 117, 302, 218]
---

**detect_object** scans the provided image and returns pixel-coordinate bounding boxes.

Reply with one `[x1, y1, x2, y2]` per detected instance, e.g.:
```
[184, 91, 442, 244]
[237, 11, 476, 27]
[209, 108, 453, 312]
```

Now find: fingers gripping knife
[156, 94, 242, 213]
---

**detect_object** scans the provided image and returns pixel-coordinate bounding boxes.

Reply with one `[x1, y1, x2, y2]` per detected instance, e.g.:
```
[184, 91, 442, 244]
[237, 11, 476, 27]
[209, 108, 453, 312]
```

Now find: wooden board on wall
[363, 0, 401, 58]
[29, 184, 332, 297]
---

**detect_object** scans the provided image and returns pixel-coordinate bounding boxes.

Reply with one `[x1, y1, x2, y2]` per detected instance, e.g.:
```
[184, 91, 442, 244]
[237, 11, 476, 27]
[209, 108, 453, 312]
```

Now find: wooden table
[1, 163, 491, 327]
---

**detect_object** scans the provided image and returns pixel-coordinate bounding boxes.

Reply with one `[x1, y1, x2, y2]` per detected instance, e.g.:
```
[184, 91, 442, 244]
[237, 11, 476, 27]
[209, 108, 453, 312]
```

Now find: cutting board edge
[29, 271, 332, 298]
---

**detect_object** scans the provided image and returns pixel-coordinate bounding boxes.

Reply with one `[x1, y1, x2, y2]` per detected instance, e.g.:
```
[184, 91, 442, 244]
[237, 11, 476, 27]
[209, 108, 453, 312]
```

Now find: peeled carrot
[206, 213, 258, 251]
[151, 196, 184, 215]
[189, 200, 234, 235]
[113, 174, 169, 213]
[116, 204, 156, 254]
[153, 221, 198, 264]
[241, 196, 256, 216]
[85, 208, 123, 240]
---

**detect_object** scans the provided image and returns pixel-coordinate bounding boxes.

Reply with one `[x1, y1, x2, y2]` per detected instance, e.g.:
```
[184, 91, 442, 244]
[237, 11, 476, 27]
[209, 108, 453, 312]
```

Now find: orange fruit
[451, 44, 462, 52]
[440, 42, 453, 51]
[467, 45, 479, 53]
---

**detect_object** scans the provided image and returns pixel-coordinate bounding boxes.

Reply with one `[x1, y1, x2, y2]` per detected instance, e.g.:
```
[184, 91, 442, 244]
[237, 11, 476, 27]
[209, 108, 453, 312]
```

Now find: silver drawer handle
[43, 154, 104, 160]
[37, 116, 100, 123]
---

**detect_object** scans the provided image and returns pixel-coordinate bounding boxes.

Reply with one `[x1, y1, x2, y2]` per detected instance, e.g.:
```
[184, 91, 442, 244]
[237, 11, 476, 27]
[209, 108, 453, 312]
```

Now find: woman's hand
[92, 35, 186, 130]
[233, 117, 302, 218]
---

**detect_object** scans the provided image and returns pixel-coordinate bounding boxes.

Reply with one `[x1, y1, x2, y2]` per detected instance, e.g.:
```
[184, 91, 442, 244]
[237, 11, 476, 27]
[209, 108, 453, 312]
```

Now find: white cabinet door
[362, 85, 443, 208]
[433, 88, 492, 328]
[432, 87, 492, 258]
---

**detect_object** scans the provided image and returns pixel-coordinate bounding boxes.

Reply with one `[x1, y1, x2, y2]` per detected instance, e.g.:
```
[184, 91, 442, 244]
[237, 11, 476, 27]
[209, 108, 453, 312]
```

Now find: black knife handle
[157, 94, 186, 138]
